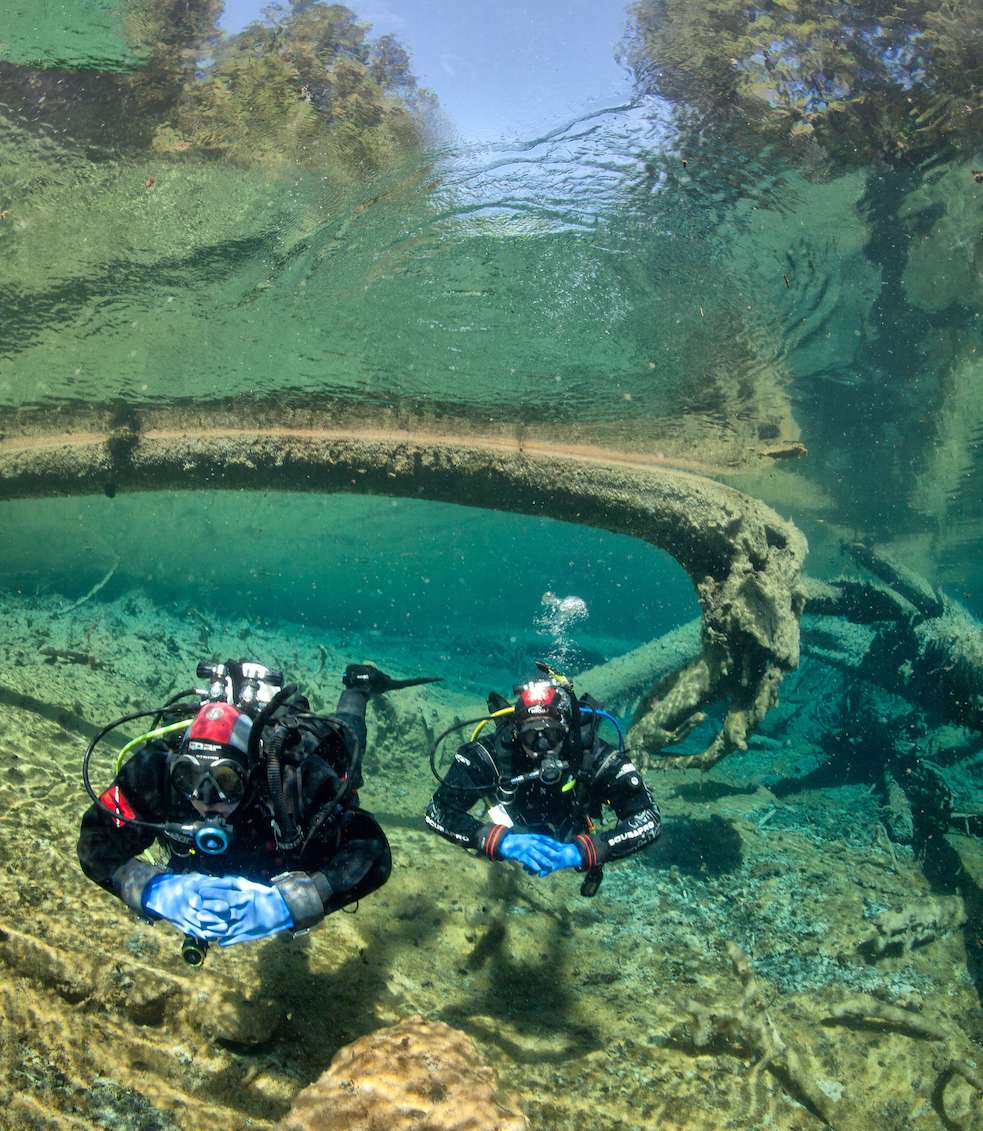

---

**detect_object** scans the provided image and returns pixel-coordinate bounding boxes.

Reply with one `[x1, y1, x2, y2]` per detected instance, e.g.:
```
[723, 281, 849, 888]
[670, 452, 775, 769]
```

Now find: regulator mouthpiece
[194, 823, 232, 855]
[538, 756, 565, 785]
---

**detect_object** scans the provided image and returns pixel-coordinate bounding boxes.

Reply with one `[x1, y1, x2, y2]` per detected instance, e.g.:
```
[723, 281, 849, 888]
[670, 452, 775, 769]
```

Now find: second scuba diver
[78, 659, 439, 959]
[425, 663, 661, 896]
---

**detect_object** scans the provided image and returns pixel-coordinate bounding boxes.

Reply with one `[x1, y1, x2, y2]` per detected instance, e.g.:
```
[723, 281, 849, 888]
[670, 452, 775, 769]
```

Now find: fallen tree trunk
[0, 421, 808, 770]
[801, 577, 983, 735]
[573, 620, 701, 712]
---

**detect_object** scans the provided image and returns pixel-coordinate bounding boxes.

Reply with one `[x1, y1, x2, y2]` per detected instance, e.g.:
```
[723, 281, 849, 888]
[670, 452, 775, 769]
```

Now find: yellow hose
[115, 718, 194, 773]
[469, 706, 514, 742]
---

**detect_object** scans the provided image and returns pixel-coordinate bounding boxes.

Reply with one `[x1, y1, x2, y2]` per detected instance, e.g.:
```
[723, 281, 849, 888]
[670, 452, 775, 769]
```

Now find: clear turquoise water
[0, 491, 698, 692]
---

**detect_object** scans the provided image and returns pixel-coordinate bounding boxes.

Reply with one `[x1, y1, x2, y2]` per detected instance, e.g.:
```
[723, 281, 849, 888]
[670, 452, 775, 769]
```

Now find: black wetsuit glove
[342, 663, 394, 695]
[342, 663, 443, 695]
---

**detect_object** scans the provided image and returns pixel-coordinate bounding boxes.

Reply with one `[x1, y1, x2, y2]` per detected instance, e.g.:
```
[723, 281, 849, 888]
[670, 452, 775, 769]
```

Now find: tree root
[824, 997, 982, 1127]
[936, 1058, 983, 1127]
[821, 992, 948, 1042]
[860, 898, 967, 959]
[803, 546, 983, 736]
[659, 661, 786, 770]
[627, 513, 807, 769]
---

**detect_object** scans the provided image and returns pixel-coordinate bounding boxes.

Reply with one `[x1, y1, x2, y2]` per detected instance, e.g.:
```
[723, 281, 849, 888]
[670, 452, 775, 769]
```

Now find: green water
[2, 3, 983, 1129]
[0, 491, 697, 691]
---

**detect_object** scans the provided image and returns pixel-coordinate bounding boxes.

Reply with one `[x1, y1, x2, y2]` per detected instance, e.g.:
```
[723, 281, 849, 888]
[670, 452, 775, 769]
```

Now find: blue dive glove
[142, 872, 243, 940]
[498, 834, 584, 877]
[498, 833, 562, 877]
[537, 839, 585, 874]
[194, 876, 294, 947]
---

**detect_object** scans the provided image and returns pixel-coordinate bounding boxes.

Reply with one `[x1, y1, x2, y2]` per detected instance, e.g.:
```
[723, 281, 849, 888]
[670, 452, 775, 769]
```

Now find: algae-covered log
[573, 620, 701, 712]
[802, 546, 983, 735]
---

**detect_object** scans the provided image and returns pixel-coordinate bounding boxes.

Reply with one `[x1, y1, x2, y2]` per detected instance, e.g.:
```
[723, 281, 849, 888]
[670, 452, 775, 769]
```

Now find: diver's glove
[195, 876, 294, 947]
[497, 833, 563, 877]
[142, 872, 243, 940]
[535, 839, 585, 874]
[343, 663, 443, 695]
[342, 663, 393, 695]
[497, 835, 585, 877]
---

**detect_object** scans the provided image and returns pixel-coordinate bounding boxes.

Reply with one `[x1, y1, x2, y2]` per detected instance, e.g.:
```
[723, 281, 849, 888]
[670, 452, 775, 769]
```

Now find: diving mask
[170, 754, 247, 806]
[517, 718, 568, 759]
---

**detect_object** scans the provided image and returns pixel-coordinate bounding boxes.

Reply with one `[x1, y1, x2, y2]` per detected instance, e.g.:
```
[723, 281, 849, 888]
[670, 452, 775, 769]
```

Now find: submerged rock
[89, 1077, 180, 1131]
[203, 994, 285, 1047]
[278, 1015, 527, 1130]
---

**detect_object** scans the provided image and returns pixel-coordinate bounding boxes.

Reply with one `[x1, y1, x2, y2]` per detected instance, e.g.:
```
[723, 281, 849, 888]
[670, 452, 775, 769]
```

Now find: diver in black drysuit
[425, 677, 661, 890]
[78, 664, 404, 947]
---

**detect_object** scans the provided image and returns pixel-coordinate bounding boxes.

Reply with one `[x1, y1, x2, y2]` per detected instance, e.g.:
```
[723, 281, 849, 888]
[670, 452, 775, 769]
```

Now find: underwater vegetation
[623, 0, 983, 167]
[1, 0, 435, 175]
[142, 0, 438, 172]
[621, 0, 983, 551]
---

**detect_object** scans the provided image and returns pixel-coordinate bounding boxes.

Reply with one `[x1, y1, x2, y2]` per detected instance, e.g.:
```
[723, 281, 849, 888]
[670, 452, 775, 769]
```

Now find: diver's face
[170, 752, 247, 819]
[517, 719, 567, 760]
[190, 798, 239, 819]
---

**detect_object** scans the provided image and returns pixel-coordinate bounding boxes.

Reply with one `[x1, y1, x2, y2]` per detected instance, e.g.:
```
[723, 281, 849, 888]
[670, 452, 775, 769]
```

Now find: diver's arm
[332, 688, 369, 753]
[77, 747, 168, 913]
[266, 807, 392, 931]
[574, 752, 662, 868]
[333, 663, 443, 778]
[332, 663, 391, 753]
[424, 742, 503, 855]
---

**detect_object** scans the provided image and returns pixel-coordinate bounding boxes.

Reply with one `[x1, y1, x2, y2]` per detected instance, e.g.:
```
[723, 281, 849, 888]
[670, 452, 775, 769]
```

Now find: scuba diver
[424, 662, 661, 896]
[78, 659, 439, 960]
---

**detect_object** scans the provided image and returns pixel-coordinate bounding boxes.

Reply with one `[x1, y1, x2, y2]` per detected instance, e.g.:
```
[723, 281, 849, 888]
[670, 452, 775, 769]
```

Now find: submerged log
[845, 542, 945, 619]
[801, 582, 983, 736]
[589, 540, 983, 774]
[574, 620, 701, 711]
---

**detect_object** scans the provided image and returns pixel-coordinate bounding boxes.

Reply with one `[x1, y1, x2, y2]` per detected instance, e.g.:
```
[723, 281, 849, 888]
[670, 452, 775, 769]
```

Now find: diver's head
[513, 679, 571, 760]
[170, 702, 252, 818]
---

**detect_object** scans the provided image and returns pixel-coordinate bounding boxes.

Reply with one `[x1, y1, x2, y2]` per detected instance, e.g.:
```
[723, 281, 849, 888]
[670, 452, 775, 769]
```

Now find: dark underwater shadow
[768, 756, 870, 797]
[438, 867, 603, 1064]
[669, 780, 759, 804]
[232, 890, 449, 1121]
[225, 863, 601, 1124]
[919, 834, 983, 1019]
[641, 814, 744, 878]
